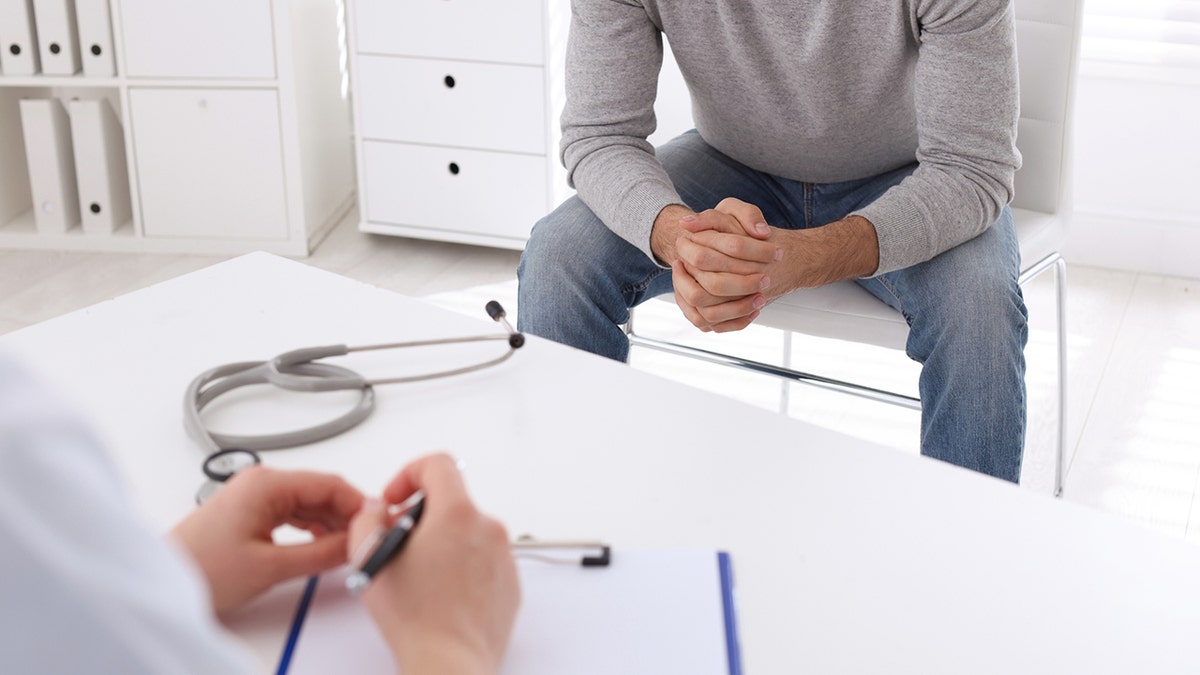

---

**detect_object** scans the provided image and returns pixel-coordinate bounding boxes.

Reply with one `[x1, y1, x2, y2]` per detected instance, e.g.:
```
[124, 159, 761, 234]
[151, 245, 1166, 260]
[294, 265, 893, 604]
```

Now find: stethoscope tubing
[183, 359, 376, 453]
[184, 332, 517, 454]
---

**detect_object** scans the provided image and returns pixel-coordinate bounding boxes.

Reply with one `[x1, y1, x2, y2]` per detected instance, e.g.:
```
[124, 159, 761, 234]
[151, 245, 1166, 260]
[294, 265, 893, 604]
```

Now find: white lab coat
[0, 356, 255, 673]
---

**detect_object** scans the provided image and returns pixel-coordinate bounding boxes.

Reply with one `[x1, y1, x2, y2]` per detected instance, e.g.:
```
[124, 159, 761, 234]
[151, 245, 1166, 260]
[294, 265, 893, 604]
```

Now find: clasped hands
[651, 198, 880, 333]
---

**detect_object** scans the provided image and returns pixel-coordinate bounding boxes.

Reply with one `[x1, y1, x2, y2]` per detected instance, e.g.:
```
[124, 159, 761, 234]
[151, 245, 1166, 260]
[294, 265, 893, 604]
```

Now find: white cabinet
[129, 88, 288, 240]
[348, 0, 570, 249]
[356, 56, 548, 155]
[119, 0, 276, 79]
[0, 0, 354, 256]
[353, 0, 546, 66]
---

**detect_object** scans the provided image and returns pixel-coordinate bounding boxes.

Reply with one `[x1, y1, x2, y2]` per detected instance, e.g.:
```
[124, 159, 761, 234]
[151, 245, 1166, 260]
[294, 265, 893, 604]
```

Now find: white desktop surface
[3, 252, 1199, 674]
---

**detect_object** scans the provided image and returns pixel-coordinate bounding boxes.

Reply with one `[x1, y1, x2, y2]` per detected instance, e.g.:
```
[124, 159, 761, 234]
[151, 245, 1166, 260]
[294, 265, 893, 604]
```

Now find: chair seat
[660, 207, 1067, 351]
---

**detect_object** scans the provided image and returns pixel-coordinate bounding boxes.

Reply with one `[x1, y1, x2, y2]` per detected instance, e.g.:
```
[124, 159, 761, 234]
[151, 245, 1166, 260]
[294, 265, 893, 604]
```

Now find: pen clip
[346, 491, 427, 595]
[511, 535, 612, 567]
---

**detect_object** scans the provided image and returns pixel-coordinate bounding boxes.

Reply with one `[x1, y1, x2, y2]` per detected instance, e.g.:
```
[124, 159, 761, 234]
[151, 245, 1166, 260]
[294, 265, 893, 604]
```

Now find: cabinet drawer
[363, 141, 544, 241]
[353, 0, 544, 66]
[130, 88, 288, 239]
[358, 56, 547, 155]
[119, 0, 276, 78]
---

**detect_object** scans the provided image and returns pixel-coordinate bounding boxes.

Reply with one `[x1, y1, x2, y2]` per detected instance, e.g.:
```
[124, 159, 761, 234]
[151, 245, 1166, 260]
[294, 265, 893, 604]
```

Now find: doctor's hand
[348, 453, 519, 675]
[652, 199, 781, 333]
[171, 466, 363, 614]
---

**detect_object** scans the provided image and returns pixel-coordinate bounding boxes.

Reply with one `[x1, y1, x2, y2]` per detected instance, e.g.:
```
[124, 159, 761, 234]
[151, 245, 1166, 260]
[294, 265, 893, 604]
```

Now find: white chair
[626, 0, 1083, 497]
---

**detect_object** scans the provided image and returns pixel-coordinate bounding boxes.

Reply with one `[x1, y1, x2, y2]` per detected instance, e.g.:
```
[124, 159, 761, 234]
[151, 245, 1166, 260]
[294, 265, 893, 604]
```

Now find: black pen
[346, 492, 426, 593]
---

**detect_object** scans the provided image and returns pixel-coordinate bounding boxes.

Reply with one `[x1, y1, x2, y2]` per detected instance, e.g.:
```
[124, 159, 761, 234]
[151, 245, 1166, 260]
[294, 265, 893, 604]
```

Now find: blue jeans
[517, 130, 1028, 483]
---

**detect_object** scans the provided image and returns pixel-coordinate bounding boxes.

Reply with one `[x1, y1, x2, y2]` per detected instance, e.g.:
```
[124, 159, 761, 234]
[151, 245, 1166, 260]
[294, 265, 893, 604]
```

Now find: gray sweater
[560, 0, 1021, 275]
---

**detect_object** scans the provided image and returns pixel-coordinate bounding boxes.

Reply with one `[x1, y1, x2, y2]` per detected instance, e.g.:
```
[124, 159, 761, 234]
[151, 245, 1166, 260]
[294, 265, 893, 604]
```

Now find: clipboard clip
[511, 534, 612, 568]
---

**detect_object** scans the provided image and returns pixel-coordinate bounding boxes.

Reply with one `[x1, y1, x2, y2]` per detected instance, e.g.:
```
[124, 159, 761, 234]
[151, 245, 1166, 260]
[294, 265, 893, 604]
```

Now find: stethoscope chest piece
[194, 447, 263, 504]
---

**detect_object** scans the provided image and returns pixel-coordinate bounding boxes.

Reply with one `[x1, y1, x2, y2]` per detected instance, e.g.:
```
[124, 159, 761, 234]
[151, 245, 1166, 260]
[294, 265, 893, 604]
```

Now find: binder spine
[0, 0, 41, 75]
[20, 97, 81, 234]
[31, 0, 80, 75]
[74, 0, 114, 77]
[68, 98, 130, 234]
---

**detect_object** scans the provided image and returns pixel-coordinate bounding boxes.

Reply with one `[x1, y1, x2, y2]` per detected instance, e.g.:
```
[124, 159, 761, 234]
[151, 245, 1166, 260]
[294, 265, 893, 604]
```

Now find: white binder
[0, 0, 41, 75]
[73, 0, 113, 77]
[20, 98, 81, 234]
[31, 0, 79, 75]
[68, 98, 129, 234]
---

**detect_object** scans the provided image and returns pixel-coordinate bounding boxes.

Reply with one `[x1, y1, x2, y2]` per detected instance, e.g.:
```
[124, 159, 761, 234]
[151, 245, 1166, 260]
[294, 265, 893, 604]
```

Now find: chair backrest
[1011, 0, 1085, 216]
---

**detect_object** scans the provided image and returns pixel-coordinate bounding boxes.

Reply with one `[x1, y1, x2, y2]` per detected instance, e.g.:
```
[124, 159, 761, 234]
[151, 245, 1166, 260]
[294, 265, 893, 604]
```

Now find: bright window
[1082, 0, 1200, 69]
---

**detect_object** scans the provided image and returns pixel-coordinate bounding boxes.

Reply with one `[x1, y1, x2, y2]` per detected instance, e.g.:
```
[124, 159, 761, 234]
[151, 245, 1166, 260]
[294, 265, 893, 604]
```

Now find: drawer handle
[444, 75, 455, 89]
[9, 44, 20, 56]
[90, 44, 102, 56]
[49, 42, 61, 55]
[448, 162, 460, 175]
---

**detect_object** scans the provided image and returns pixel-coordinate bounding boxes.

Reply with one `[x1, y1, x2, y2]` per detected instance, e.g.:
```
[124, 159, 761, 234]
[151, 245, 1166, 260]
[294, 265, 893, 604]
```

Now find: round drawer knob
[49, 42, 61, 55]
[444, 75, 455, 89]
[91, 44, 102, 56]
[9, 44, 20, 56]
[448, 162, 460, 175]
[90, 203, 102, 214]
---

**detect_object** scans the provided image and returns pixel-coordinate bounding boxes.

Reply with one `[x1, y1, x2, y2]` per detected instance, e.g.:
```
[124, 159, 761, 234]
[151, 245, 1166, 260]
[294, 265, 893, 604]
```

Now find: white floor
[3, 210, 1199, 545]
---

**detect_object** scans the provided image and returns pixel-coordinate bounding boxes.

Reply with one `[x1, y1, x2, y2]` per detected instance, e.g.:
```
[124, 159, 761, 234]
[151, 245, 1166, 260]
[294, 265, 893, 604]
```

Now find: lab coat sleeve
[0, 355, 257, 675]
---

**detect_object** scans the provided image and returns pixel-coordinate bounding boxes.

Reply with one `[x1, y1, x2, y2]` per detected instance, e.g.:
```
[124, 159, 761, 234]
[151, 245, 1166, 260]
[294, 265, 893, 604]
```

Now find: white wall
[1065, 65, 1200, 279]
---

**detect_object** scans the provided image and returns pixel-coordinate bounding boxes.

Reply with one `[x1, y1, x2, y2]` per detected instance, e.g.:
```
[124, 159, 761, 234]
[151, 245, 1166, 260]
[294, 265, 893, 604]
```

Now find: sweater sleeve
[560, 0, 683, 264]
[852, 0, 1021, 276]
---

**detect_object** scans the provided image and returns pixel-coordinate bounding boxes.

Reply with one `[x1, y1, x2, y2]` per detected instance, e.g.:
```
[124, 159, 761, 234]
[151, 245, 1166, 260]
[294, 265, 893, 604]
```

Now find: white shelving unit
[0, 0, 355, 256]
[346, 0, 571, 251]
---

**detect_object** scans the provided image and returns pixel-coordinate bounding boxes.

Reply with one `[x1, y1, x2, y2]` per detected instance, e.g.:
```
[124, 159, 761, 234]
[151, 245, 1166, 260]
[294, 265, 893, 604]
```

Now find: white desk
[4, 253, 1199, 674]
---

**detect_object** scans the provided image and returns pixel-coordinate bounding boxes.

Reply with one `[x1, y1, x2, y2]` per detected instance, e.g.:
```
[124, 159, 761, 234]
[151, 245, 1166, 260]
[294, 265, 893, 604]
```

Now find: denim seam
[803, 182, 813, 226]
[873, 275, 910, 324]
[622, 267, 671, 303]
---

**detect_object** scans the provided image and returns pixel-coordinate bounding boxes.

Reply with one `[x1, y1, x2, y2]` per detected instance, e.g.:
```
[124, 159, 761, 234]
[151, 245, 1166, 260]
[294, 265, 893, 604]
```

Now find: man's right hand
[650, 199, 780, 333]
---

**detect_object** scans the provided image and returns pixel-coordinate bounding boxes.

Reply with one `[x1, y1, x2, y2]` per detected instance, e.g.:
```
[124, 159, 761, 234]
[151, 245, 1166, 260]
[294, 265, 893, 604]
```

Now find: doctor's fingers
[347, 498, 389, 559]
[382, 452, 470, 508]
[265, 532, 350, 582]
[216, 466, 363, 529]
[252, 469, 364, 528]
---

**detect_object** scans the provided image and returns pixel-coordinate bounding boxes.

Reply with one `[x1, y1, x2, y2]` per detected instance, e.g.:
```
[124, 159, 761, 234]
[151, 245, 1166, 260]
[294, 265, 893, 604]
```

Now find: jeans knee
[909, 273, 1028, 370]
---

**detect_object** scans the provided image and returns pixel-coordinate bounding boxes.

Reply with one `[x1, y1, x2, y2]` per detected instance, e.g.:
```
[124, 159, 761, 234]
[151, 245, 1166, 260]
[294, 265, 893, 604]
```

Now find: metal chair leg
[1052, 257, 1068, 498]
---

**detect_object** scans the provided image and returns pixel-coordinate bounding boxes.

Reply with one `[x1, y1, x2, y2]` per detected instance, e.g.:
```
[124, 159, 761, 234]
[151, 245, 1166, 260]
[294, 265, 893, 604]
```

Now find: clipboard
[277, 545, 743, 675]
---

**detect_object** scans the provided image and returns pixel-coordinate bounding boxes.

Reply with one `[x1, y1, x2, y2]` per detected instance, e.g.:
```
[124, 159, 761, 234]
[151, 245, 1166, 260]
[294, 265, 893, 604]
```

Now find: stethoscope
[184, 301, 523, 503]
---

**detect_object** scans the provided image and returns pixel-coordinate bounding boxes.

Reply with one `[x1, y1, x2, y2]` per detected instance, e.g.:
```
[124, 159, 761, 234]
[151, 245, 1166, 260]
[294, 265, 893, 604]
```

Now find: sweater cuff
[851, 191, 931, 277]
[612, 181, 685, 267]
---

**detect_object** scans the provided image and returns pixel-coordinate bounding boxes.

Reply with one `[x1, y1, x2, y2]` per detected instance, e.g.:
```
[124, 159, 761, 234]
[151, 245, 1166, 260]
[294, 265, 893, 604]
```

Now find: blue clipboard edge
[276, 575, 320, 675]
[718, 551, 744, 675]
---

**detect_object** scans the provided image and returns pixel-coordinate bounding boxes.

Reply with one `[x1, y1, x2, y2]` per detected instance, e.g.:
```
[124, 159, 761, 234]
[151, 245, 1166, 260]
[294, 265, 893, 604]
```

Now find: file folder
[0, 0, 40, 75]
[31, 0, 79, 75]
[68, 98, 129, 234]
[20, 98, 80, 234]
[73, 0, 113, 77]
[280, 548, 743, 675]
